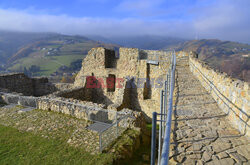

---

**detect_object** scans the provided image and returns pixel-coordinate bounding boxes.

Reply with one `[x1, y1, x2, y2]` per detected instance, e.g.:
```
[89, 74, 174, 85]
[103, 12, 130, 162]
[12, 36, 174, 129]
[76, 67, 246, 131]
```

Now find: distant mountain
[1, 31, 249, 81]
[178, 39, 250, 82]
[87, 35, 186, 50]
[0, 31, 118, 76]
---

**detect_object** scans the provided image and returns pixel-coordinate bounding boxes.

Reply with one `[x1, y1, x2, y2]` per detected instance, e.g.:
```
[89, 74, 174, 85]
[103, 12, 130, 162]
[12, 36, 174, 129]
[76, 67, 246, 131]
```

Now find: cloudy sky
[0, 0, 249, 43]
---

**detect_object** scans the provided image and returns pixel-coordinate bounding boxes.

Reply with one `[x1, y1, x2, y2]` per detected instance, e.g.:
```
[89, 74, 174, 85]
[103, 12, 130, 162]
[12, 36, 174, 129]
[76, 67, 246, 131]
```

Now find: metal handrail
[150, 51, 176, 165]
[160, 51, 176, 165]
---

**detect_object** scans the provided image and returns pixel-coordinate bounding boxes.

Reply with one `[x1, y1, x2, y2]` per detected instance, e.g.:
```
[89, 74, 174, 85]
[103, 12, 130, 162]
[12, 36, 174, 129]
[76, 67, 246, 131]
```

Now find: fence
[99, 113, 132, 152]
[150, 50, 176, 165]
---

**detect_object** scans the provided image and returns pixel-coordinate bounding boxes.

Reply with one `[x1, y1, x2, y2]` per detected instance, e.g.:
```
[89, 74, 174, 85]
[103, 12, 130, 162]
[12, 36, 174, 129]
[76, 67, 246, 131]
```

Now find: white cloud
[0, 0, 249, 44]
[192, 0, 250, 43]
[0, 8, 193, 37]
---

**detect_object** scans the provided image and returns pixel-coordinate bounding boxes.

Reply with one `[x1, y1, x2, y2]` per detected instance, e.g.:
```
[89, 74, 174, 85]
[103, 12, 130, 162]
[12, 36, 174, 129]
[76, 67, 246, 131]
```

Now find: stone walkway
[169, 57, 250, 165]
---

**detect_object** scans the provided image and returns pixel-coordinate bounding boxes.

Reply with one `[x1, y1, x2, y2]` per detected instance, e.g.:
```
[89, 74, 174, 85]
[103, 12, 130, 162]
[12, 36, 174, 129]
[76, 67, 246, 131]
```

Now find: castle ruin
[0, 47, 249, 163]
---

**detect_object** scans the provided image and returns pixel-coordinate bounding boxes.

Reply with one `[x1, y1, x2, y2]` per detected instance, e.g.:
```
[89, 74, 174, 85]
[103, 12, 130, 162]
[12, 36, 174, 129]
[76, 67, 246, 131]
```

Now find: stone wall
[54, 83, 74, 91]
[37, 96, 116, 123]
[0, 73, 56, 96]
[0, 92, 38, 107]
[189, 52, 250, 136]
[0, 90, 144, 128]
[74, 47, 174, 119]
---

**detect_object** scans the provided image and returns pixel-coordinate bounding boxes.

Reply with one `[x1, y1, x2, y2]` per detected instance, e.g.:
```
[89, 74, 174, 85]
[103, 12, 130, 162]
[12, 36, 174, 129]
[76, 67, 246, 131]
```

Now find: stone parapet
[189, 52, 250, 136]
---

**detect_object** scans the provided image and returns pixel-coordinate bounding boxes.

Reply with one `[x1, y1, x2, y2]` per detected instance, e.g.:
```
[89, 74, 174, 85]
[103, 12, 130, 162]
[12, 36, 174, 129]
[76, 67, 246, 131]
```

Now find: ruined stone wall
[37, 96, 115, 123]
[189, 52, 250, 136]
[74, 47, 174, 119]
[0, 91, 144, 128]
[0, 73, 34, 95]
[33, 77, 57, 96]
[0, 73, 56, 96]
[0, 92, 38, 107]
[54, 83, 74, 91]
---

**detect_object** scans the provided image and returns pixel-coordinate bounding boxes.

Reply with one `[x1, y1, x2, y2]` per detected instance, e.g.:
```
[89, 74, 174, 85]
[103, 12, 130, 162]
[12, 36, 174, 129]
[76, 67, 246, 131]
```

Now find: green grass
[0, 102, 6, 107]
[146, 123, 159, 130]
[0, 124, 113, 165]
[46, 44, 61, 48]
[118, 145, 151, 165]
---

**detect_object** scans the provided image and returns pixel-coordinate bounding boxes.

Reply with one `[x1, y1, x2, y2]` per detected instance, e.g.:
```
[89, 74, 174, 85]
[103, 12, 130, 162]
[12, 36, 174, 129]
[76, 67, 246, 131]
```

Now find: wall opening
[139, 50, 148, 59]
[114, 47, 120, 59]
[107, 74, 116, 92]
[143, 64, 152, 99]
[105, 49, 116, 68]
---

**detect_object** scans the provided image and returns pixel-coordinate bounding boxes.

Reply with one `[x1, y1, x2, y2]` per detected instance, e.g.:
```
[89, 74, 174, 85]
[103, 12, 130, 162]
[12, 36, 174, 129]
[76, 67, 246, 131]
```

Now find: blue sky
[0, 0, 249, 43]
[0, 0, 215, 19]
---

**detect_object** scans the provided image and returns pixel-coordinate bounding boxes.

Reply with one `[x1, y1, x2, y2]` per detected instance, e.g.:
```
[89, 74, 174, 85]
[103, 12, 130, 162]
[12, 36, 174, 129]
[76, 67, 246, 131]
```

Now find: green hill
[0, 31, 118, 76]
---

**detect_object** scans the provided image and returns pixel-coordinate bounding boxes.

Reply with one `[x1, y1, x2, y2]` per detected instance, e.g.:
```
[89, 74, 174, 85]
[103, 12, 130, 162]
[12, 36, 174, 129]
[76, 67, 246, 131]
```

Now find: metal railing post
[99, 133, 102, 153]
[168, 69, 172, 96]
[151, 112, 157, 165]
[116, 112, 118, 137]
[158, 90, 164, 165]
[160, 51, 176, 165]
[163, 80, 168, 133]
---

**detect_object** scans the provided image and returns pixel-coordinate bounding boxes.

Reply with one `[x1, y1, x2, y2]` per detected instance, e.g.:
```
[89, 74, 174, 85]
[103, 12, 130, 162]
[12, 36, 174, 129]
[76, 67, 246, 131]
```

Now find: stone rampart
[0, 73, 56, 96]
[189, 52, 250, 136]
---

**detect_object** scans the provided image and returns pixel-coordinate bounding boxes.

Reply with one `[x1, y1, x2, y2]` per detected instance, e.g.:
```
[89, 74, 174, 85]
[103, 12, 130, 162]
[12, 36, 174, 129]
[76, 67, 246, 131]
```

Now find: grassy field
[0, 124, 113, 165]
[0, 105, 148, 165]
[5, 34, 119, 77]
[7, 41, 94, 76]
[9, 55, 84, 76]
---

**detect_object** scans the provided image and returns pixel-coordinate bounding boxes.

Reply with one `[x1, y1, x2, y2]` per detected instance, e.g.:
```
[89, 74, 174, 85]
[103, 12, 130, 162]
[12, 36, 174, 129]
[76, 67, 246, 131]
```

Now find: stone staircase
[168, 56, 250, 164]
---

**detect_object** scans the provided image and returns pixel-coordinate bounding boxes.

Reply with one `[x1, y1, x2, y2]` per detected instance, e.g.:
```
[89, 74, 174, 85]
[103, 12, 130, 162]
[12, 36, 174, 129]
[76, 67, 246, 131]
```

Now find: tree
[61, 76, 68, 83]
[29, 65, 40, 73]
[69, 59, 82, 71]
[23, 67, 29, 76]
